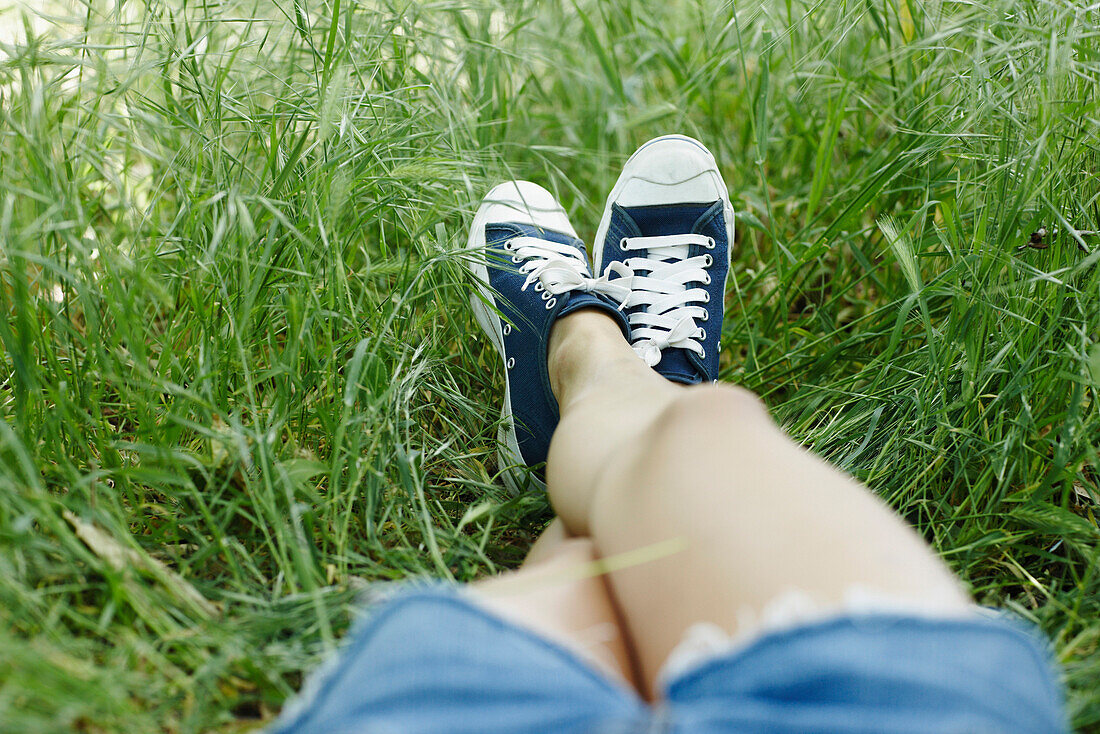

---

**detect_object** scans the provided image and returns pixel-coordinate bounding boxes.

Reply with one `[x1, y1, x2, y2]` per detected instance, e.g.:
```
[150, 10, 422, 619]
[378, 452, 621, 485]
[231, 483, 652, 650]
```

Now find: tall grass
[0, 0, 1097, 730]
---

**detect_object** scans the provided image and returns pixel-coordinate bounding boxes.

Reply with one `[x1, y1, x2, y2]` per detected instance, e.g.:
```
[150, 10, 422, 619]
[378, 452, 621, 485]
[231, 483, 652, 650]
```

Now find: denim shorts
[269, 585, 1067, 734]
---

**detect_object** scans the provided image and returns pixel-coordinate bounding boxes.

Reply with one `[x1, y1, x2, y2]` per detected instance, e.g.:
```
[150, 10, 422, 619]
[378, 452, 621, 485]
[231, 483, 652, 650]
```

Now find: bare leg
[544, 310, 971, 698]
[522, 518, 571, 566]
[473, 525, 640, 689]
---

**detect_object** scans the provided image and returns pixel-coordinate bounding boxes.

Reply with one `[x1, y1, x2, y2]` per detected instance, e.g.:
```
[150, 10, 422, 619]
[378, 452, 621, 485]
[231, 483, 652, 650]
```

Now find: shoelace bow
[603, 233, 714, 367]
[503, 236, 630, 308]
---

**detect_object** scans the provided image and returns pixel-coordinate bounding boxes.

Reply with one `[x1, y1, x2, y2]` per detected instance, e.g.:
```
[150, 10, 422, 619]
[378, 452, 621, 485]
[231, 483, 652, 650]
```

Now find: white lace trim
[505, 236, 629, 309]
[602, 233, 714, 367]
[657, 585, 978, 687]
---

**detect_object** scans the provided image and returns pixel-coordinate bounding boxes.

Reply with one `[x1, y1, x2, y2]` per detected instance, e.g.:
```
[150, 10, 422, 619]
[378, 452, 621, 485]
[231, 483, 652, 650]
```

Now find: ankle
[548, 309, 639, 405]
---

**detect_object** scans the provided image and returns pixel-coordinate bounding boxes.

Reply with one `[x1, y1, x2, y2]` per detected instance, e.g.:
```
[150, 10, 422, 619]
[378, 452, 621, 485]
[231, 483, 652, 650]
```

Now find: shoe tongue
[620, 203, 714, 237]
[654, 242, 690, 260]
[622, 202, 706, 274]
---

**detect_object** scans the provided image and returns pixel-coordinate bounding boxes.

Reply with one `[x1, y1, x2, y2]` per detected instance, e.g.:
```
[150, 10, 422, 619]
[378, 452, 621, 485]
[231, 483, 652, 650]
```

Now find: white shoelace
[603, 233, 715, 367]
[503, 236, 630, 311]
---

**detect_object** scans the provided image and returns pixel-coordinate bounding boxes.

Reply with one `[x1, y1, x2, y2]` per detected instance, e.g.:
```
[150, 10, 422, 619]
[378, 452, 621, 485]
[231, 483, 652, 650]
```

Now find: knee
[620, 384, 773, 478]
[587, 385, 773, 533]
[568, 384, 773, 534]
[654, 384, 770, 436]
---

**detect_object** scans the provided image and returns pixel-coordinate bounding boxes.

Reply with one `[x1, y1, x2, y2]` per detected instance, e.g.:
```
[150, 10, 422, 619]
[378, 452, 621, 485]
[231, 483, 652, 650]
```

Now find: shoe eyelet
[504, 241, 514, 250]
[534, 282, 544, 292]
[700, 348, 706, 359]
[706, 237, 715, 249]
[619, 237, 628, 251]
[541, 291, 551, 300]
[545, 297, 556, 309]
[503, 323, 511, 336]
[506, 357, 515, 369]
[511, 256, 521, 264]
[703, 292, 710, 303]
[699, 328, 707, 340]
[704, 254, 713, 266]
[702, 312, 709, 321]
[702, 274, 711, 285]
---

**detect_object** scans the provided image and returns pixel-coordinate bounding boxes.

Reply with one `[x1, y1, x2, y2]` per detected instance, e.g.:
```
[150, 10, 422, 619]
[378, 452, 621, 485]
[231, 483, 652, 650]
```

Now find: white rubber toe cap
[478, 181, 577, 238]
[612, 136, 727, 207]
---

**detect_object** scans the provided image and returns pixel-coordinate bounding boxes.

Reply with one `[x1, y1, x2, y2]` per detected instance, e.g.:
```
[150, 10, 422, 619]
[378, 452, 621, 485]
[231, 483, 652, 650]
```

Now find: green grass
[1, 0, 1098, 730]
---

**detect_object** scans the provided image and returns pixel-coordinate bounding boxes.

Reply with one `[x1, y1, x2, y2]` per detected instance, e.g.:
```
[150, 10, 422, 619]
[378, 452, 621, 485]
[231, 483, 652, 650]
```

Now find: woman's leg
[544, 309, 971, 698]
[520, 517, 571, 566]
[473, 522, 640, 689]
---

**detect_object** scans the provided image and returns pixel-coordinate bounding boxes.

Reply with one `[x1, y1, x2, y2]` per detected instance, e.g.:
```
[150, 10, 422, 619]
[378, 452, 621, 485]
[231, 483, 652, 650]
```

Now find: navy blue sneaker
[593, 135, 734, 384]
[467, 181, 630, 493]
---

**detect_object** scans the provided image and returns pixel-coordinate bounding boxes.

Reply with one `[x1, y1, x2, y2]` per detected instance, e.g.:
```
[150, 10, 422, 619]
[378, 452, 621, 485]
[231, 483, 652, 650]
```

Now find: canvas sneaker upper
[593, 135, 734, 384]
[467, 181, 629, 493]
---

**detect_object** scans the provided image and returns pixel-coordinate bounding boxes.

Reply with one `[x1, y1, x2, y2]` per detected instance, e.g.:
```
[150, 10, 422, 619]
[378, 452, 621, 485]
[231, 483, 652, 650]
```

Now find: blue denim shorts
[269, 585, 1066, 734]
